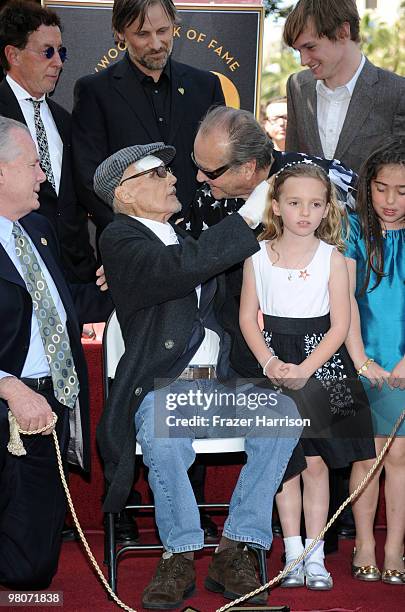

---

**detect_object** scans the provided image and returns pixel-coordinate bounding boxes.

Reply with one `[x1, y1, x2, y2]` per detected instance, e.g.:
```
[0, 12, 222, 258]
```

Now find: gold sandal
[351, 548, 381, 582]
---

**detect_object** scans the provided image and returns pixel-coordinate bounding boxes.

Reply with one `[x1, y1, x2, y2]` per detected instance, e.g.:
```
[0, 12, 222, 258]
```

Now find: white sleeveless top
[251, 240, 335, 318]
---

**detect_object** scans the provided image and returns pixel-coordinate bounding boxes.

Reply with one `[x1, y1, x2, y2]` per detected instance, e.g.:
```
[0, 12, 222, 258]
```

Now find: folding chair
[102, 310, 268, 594]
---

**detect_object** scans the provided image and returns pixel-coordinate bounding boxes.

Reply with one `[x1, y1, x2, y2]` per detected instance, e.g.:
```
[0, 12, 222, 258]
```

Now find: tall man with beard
[72, 0, 224, 232]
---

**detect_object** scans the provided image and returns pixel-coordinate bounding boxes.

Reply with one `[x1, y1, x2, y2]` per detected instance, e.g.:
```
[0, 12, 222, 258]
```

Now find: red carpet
[3, 530, 403, 612]
[4, 341, 395, 611]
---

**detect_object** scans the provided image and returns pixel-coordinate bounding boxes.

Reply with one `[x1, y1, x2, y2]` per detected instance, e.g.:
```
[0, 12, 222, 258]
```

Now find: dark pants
[0, 390, 69, 590]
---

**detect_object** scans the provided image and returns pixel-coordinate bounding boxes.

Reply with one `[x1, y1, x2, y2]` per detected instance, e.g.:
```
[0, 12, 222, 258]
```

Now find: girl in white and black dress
[240, 163, 375, 591]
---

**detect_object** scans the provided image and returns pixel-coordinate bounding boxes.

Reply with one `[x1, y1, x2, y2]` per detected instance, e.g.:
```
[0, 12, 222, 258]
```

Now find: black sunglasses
[190, 152, 231, 180]
[25, 46, 67, 63]
[120, 165, 171, 186]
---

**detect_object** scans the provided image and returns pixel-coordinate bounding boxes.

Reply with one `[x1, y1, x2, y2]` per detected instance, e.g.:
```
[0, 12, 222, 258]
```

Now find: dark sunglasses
[119, 165, 171, 186]
[25, 46, 67, 63]
[190, 152, 231, 180]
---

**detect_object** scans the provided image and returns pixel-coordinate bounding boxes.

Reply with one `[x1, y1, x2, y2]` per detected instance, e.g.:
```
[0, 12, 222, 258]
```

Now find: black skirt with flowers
[264, 313, 375, 471]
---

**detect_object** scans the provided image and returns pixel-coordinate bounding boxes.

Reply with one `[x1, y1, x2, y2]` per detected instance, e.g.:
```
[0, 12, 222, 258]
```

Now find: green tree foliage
[261, 2, 405, 103]
[263, 1, 292, 19]
[360, 5, 405, 75]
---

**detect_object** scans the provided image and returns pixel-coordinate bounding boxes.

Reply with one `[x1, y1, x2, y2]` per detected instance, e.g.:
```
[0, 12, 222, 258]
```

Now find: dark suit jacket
[97, 212, 259, 512]
[0, 212, 113, 470]
[285, 58, 405, 172]
[0, 80, 97, 283]
[72, 55, 225, 231]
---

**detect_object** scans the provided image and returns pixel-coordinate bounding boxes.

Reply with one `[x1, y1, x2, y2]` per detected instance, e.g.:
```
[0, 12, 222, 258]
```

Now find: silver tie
[28, 98, 56, 190]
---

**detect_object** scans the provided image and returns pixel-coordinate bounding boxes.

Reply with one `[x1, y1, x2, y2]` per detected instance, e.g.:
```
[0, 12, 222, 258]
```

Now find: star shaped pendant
[299, 269, 310, 280]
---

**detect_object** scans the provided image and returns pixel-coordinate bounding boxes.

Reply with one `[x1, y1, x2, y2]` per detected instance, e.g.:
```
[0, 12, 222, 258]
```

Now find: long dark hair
[356, 137, 405, 294]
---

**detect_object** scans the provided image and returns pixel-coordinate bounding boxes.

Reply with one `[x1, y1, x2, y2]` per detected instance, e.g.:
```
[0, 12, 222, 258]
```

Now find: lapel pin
[41, 237, 48, 246]
[178, 87, 185, 95]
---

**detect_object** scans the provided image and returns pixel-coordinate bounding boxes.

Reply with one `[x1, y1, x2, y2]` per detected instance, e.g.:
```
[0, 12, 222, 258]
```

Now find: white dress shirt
[316, 55, 366, 159]
[6, 75, 63, 194]
[133, 216, 220, 365]
[0, 216, 67, 380]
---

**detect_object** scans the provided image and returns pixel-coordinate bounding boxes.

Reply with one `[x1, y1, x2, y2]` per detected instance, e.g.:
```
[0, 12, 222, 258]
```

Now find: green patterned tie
[12, 223, 79, 408]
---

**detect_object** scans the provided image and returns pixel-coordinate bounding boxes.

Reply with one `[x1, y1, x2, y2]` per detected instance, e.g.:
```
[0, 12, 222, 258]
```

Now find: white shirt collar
[0, 215, 15, 247]
[131, 216, 178, 246]
[6, 74, 46, 102]
[317, 54, 366, 96]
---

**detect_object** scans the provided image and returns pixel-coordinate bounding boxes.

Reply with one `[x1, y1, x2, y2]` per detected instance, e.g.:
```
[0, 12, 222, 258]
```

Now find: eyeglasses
[190, 152, 231, 180]
[119, 165, 171, 186]
[24, 46, 67, 63]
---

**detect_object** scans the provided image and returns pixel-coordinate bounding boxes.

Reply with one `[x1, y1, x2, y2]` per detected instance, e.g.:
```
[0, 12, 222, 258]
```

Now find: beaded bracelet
[263, 354, 278, 376]
[357, 357, 374, 376]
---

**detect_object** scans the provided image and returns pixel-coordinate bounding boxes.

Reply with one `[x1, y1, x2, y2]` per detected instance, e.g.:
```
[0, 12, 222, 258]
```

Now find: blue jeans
[135, 379, 300, 553]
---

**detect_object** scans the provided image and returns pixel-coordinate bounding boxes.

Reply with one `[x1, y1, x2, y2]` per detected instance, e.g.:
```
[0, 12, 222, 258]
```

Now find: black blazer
[0, 212, 113, 470]
[97, 212, 259, 512]
[0, 80, 97, 283]
[72, 56, 225, 231]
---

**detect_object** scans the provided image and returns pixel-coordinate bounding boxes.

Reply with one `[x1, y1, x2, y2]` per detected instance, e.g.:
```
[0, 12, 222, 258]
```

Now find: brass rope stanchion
[7, 407, 405, 612]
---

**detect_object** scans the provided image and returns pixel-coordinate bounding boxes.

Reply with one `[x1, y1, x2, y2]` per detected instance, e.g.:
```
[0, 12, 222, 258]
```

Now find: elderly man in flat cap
[94, 143, 300, 610]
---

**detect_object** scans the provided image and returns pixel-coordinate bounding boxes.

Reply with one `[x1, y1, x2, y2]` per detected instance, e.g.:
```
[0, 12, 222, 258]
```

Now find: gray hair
[0, 117, 30, 162]
[198, 106, 274, 171]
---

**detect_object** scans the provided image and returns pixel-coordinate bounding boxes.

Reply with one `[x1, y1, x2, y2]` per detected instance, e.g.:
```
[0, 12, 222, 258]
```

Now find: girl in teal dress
[345, 137, 405, 585]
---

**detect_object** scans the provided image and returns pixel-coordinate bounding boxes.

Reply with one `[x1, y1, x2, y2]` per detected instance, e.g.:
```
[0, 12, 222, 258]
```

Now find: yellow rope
[8, 407, 405, 612]
[215, 408, 405, 612]
[9, 412, 137, 612]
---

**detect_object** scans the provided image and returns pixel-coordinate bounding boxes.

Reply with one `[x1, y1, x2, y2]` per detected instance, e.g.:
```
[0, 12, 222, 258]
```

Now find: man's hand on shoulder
[0, 377, 55, 435]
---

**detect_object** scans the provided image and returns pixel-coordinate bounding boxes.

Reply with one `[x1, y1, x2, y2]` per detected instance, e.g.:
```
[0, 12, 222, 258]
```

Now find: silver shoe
[305, 562, 333, 590]
[381, 568, 405, 585]
[280, 562, 305, 588]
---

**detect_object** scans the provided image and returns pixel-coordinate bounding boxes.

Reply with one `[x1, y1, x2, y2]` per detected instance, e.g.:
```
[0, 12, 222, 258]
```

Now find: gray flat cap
[93, 142, 176, 207]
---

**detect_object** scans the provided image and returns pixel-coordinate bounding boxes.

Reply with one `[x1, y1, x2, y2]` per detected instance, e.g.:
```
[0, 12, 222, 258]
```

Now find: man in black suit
[71, 0, 225, 232]
[0, 117, 112, 589]
[0, 0, 97, 283]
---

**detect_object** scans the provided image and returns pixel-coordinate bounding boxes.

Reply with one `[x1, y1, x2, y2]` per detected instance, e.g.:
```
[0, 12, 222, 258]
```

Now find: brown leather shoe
[142, 552, 196, 609]
[205, 544, 268, 604]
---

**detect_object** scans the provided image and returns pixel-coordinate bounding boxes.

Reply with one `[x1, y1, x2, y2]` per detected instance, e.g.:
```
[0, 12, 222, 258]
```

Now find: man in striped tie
[0, 0, 97, 284]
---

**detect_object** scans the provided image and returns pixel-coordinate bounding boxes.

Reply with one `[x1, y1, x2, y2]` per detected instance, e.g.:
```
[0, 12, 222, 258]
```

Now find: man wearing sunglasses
[95, 142, 300, 609]
[0, 0, 97, 285]
[184, 106, 357, 239]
